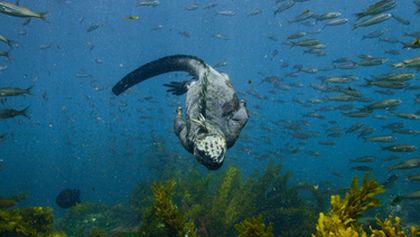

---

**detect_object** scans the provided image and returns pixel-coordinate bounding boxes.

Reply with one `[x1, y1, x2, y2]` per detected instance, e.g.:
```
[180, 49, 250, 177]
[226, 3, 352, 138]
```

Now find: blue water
[0, 0, 419, 216]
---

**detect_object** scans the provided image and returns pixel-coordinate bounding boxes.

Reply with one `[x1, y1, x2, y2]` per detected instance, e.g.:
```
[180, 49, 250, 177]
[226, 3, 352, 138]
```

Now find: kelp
[313, 173, 420, 237]
[234, 216, 274, 237]
[58, 203, 137, 237]
[0, 206, 65, 237]
[139, 180, 198, 237]
[136, 161, 318, 237]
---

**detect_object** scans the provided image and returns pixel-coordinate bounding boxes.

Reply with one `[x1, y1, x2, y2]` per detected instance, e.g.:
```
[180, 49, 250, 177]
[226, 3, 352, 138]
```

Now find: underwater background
[0, 0, 419, 236]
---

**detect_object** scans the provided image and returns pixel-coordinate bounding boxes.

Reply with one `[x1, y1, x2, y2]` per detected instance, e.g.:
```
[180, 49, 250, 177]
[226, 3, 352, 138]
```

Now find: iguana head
[194, 133, 226, 170]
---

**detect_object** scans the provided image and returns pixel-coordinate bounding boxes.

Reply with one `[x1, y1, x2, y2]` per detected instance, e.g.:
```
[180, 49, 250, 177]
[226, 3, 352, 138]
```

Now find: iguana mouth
[193, 133, 226, 170]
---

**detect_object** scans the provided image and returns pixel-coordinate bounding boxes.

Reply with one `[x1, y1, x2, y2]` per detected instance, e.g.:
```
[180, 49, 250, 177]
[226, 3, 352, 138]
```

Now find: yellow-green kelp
[312, 173, 420, 237]
[235, 216, 274, 237]
[0, 206, 66, 237]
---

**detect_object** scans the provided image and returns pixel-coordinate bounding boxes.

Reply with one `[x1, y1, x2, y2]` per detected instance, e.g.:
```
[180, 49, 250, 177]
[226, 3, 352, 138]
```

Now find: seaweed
[139, 180, 198, 237]
[135, 160, 318, 237]
[0, 206, 60, 237]
[58, 203, 137, 237]
[312, 173, 420, 237]
[234, 216, 274, 237]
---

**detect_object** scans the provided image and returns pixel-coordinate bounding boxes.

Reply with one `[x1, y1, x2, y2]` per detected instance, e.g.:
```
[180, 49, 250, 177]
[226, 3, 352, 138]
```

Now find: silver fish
[355, 0, 396, 19]
[353, 13, 392, 29]
[388, 159, 420, 170]
[0, 34, 13, 47]
[0, 1, 46, 20]
[383, 144, 417, 152]
[366, 99, 401, 110]
[0, 86, 32, 97]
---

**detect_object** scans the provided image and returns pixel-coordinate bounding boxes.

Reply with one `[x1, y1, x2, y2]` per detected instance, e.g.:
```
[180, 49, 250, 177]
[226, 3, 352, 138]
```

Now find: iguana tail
[112, 55, 208, 95]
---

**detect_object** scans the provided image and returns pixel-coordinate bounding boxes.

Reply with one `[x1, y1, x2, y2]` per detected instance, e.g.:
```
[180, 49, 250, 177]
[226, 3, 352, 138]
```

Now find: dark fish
[87, 23, 101, 32]
[0, 106, 29, 119]
[382, 174, 399, 187]
[351, 165, 373, 171]
[274, 0, 295, 15]
[392, 14, 410, 25]
[407, 174, 420, 182]
[350, 156, 376, 163]
[56, 188, 81, 209]
[384, 49, 399, 55]
[382, 144, 417, 152]
[362, 28, 388, 39]
[0, 193, 27, 208]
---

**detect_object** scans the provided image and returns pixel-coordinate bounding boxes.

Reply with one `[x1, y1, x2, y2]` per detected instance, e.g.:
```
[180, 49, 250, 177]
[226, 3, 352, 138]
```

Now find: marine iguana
[112, 55, 248, 170]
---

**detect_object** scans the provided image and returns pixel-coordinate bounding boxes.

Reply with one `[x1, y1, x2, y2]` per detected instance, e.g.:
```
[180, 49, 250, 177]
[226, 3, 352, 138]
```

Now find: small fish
[388, 159, 420, 170]
[383, 154, 400, 161]
[404, 31, 420, 38]
[214, 61, 228, 68]
[0, 51, 10, 59]
[362, 28, 388, 39]
[367, 135, 395, 142]
[0, 34, 14, 47]
[202, 3, 217, 10]
[0, 106, 30, 119]
[318, 141, 335, 146]
[323, 18, 348, 27]
[213, 33, 229, 40]
[314, 12, 341, 21]
[274, 0, 295, 15]
[342, 110, 371, 118]
[366, 99, 401, 110]
[287, 32, 306, 40]
[402, 38, 420, 49]
[87, 23, 102, 32]
[0, 86, 32, 96]
[355, 0, 396, 19]
[217, 10, 235, 16]
[357, 57, 388, 66]
[123, 15, 140, 21]
[289, 39, 321, 47]
[401, 190, 420, 200]
[382, 122, 404, 131]
[392, 14, 410, 25]
[334, 61, 358, 70]
[351, 165, 373, 172]
[350, 156, 376, 163]
[407, 174, 420, 182]
[383, 144, 417, 152]
[353, 13, 392, 29]
[178, 31, 191, 38]
[39, 43, 51, 49]
[395, 113, 420, 120]
[289, 9, 314, 23]
[185, 3, 199, 11]
[365, 80, 407, 89]
[0, 133, 5, 143]
[382, 174, 399, 187]
[247, 9, 262, 16]
[346, 122, 365, 134]
[374, 73, 415, 81]
[137, 0, 159, 7]
[392, 56, 420, 69]
[0, 64, 7, 72]
[0, 1, 47, 20]
[392, 128, 420, 135]
[379, 37, 400, 44]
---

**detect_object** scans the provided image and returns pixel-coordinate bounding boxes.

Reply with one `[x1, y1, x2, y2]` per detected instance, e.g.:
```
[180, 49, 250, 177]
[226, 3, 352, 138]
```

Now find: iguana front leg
[226, 100, 249, 147]
[174, 106, 192, 152]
